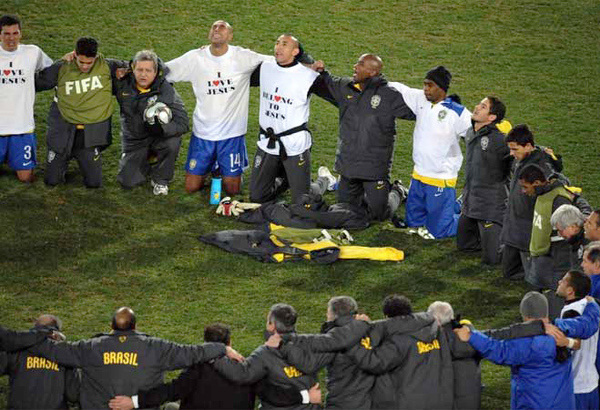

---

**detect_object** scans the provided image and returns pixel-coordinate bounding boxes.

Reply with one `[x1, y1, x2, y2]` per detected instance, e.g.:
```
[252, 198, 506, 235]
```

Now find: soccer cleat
[391, 215, 407, 229]
[417, 227, 435, 240]
[391, 180, 409, 202]
[318, 166, 338, 191]
[151, 180, 169, 196]
[406, 226, 435, 240]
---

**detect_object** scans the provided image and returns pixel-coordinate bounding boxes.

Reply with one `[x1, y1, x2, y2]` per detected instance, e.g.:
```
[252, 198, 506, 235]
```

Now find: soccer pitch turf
[1, 0, 599, 407]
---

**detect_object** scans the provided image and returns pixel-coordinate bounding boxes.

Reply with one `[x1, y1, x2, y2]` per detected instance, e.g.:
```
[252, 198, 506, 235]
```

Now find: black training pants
[457, 215, 503, 265]
[117, 137, 182, 188]
[249, 147, 312, 204]
[44, 129, 102, 188]
[337, 175, 391, 221]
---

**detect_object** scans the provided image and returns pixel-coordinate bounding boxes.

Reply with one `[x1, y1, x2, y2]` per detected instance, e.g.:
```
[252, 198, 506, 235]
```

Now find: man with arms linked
[114, 49, 189, 195]
[166, 21, 272, 196]
[0, 15, 52, 182]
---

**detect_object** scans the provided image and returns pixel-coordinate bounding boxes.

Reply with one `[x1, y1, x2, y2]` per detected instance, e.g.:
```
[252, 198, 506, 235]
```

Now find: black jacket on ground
[320, 72, 415, 180]
[238, 196, 371, 230]
[461, 123, 511, 224]
[500, 148, 558, 250]
[114, 61, 189, 152]
[29, 329, 226, 409]
[280, 316, 373, 409]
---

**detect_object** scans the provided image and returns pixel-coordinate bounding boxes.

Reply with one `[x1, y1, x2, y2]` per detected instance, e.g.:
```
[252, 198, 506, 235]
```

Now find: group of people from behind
[2, 285, 600, 409]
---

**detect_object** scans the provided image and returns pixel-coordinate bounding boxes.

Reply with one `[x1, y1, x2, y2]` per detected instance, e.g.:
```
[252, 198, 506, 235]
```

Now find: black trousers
[502, 244, 532, 280]
[457, 215, 503, 265]
[337, 175, 391, 221]
[44, 129, 102, 188]
[117, 137, 182, 188]
[249, 147, 312, 204]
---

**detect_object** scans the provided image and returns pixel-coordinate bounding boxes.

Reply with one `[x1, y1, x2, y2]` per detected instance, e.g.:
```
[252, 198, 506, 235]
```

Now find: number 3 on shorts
[24, 145, 32, 160]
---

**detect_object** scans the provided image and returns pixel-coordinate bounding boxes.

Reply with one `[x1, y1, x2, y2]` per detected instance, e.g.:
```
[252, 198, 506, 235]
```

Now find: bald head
[35, 314, 62, 331]
[362, 54, 383, 74]
[111, 307, 136, 331]
[353, 54, 383, 84]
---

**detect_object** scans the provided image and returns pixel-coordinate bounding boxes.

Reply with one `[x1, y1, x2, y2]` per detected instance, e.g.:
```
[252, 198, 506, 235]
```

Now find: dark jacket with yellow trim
[461, 122, 511, 224]
[28, 329, 226, 409]
[278, 316, 373, 410]
[320, 72, 415, 180]
[345, 314, 453, 410]
[213, 335, 320, 410]
[114, 60, 189, 152]
[0, 325, 80, 409]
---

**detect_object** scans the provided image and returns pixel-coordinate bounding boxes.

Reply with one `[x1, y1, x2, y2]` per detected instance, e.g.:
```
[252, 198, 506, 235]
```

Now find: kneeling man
[114, 50, 189, 195]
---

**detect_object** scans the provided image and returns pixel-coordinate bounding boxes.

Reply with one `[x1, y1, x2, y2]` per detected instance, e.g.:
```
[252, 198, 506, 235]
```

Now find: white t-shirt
[256, 61, 318, 157]
[166, 45, 272, 141]
[561, 298, 599, 394]
[390, 82, 472, 180]
[0, 44, 52, 135]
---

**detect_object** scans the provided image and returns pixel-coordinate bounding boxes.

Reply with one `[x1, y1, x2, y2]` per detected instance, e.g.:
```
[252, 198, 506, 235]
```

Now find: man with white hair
[428, 301, 482, 410]
[427, 301, 545, 410]
[114, 50, 189, 195]
[552, 204, 589, 268]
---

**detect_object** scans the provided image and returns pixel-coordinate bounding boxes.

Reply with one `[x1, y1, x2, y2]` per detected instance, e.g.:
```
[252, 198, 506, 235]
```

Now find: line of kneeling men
[1, 288, 599, 410]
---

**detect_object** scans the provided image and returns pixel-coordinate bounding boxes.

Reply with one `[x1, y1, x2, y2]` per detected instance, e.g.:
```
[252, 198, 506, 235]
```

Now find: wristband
[567, 338, 576, 349]
[300, 390, 310, 404]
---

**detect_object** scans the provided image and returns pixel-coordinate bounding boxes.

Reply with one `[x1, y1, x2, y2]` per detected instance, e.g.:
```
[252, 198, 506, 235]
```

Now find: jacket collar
[533, 179, 565, 196]
[349, 75, 387, 92]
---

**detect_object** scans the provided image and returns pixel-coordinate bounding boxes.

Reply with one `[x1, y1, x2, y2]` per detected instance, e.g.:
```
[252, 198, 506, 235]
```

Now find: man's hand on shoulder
[309, 60, 325, 73]
[309, 383, 322, 404]
[108, 395, 134, 410]
[264, 333, 282, 348]
[453, 325, 471, 342]
[225, 345, 245, 362]
[115, 68, 129, 80]
[545, 323, 568, 346]
[354, 313, 370, 322]
[62, 51, 75, 62]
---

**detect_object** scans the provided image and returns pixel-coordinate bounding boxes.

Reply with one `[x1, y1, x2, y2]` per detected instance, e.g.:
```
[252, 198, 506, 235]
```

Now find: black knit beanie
[425, 66, 452, 92]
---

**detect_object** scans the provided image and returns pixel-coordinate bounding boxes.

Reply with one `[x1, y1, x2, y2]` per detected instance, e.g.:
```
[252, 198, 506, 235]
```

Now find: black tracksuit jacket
[29, 330, 226, 409]
[320, 72, 415, 181]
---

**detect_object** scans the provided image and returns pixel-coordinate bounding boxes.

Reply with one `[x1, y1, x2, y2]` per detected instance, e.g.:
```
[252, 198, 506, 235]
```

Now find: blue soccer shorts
[0, 133, 37, 170]
[405, 178, 460, 239]
[185, 134, 248, 177]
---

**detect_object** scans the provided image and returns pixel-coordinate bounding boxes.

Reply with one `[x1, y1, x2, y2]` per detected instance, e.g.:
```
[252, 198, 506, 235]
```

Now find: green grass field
[1, 0, 599, 408]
